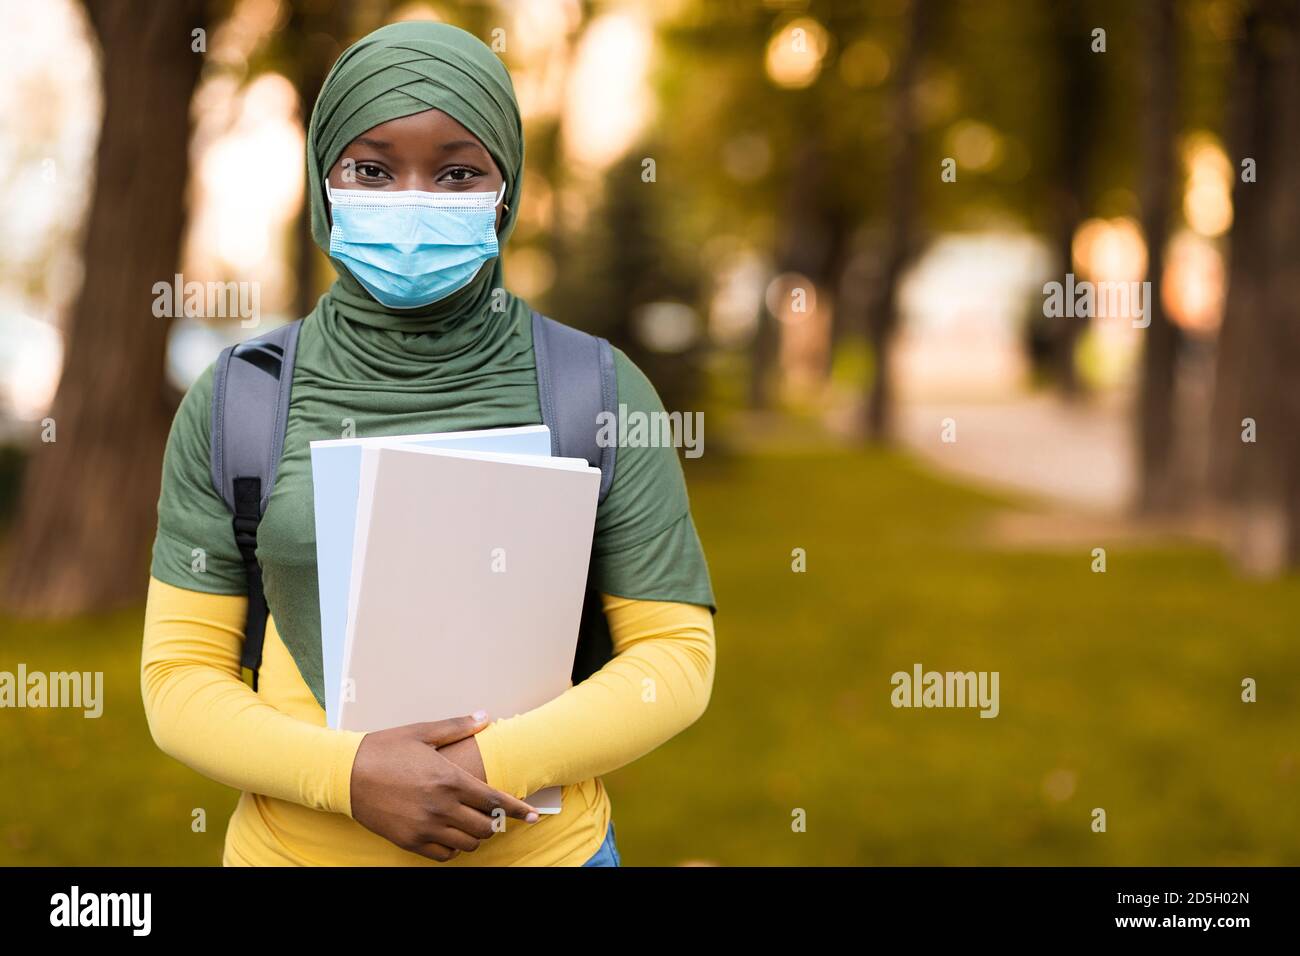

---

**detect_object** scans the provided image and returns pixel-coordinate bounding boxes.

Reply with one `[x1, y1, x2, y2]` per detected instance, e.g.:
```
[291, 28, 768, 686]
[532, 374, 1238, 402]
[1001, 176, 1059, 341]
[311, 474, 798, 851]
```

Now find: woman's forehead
[348, 109, 491, 156]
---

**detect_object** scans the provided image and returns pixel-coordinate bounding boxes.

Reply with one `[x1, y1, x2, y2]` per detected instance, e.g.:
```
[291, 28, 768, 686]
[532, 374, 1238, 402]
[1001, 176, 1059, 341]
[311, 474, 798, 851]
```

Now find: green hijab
[305, 20, 525, 334]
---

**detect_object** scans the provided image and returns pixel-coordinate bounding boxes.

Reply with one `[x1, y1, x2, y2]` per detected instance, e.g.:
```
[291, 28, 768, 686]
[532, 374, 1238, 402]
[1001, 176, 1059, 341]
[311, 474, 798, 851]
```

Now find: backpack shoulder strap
[209, 319, 302, 688]
[531, 311, 618, 503]
[532, 311, 619, 683]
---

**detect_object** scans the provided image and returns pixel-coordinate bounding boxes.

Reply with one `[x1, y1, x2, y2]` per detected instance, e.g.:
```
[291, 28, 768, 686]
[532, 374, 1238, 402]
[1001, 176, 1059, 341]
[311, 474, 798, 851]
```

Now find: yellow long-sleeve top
[141, 577, 715, 866]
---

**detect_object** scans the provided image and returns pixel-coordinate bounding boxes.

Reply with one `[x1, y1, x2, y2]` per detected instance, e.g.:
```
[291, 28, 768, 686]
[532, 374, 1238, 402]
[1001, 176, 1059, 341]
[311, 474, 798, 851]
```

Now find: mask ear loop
[496, 180, 508, 211]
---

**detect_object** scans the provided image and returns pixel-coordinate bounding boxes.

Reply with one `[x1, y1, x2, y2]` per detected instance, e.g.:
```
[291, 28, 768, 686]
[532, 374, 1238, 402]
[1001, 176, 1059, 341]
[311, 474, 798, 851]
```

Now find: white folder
[310, 425, 552, 728]
[338, 443, 601, 813]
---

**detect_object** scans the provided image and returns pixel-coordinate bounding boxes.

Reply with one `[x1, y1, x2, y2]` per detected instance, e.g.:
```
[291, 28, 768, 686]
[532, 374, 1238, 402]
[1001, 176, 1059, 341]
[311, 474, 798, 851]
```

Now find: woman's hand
[437, 734, 486, 781]
[349, 713, 537, 862]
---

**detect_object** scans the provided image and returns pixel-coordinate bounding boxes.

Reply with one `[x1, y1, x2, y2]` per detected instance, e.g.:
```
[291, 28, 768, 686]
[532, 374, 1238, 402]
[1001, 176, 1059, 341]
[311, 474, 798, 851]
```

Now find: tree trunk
[1264, 4, 1300, 563]
[750, 133, 835, 410]
[1, 0, 207, 615]
[1136, 0, 1181, 513]
[1209, 0, 1300, 571]
[863, 0, 930, 442]
[1047, 0, 1100, 398]
[1211, 7, 1269, 504]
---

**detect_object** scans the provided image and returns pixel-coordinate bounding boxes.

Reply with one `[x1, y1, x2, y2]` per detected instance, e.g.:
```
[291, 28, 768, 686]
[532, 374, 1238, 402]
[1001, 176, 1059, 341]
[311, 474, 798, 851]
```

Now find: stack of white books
[309, 426, 601, 812]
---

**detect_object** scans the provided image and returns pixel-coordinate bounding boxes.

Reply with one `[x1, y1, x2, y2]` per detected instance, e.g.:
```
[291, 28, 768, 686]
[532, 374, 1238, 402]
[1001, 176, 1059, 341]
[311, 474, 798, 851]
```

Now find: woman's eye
[355, 164, 387, 179]
[443, 167, 478, 182]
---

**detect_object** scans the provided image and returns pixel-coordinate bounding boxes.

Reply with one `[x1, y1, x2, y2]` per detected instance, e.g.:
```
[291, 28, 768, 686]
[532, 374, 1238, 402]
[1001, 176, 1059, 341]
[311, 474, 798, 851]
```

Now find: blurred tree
[1, 0, 210, 614]
[1137, 0, 1182, 513]
[1045, 0, 1102, 398]
[642, 1, 787, 411]
[652, 0, 883, 417]
[752, 130, 850, 410]
[547, 147, 706, 416]
[863, 0, 932, 442]
[1210, 0, 1300, 568]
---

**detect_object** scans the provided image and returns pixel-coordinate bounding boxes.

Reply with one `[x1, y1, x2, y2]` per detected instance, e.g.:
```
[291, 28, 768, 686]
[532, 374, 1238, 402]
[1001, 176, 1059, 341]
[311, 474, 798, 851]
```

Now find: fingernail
[525, 812, 539, 823]
[472, 710, 488, 722]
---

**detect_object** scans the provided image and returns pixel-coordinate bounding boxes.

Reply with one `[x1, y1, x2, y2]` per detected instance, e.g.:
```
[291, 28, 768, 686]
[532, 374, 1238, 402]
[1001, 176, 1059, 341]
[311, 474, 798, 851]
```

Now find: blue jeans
[581, 822, 621, 867]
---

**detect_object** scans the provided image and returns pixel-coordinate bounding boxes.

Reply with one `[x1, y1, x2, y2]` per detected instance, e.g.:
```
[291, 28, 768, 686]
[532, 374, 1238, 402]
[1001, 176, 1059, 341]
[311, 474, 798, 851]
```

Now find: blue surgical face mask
[326, 181, 506, 309]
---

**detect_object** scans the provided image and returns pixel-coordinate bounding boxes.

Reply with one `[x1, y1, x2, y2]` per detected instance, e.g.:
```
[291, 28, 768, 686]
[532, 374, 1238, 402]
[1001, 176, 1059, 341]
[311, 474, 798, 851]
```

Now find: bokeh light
[765, 17, 829, 90]
[1182, 131, 1233, 238]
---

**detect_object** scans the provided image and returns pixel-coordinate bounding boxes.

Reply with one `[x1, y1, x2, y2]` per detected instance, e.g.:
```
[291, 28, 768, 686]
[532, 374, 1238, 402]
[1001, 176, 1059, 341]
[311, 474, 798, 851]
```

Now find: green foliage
[544, 148, 707, 414]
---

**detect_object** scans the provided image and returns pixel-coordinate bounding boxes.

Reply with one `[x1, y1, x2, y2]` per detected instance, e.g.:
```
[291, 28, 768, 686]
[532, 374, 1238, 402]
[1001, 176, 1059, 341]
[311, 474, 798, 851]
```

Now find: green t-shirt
[151, 305, 715, 708]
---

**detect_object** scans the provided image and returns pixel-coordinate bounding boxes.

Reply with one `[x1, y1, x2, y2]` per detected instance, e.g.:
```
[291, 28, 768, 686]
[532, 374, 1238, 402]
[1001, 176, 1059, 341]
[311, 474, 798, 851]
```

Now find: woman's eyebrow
[438, 139, 488, 154]
[353, 136, 391, 149]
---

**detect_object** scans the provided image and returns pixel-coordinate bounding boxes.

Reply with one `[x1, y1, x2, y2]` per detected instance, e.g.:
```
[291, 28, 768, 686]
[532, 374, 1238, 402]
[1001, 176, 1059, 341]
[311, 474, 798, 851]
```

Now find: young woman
[141, 21, 716, 867]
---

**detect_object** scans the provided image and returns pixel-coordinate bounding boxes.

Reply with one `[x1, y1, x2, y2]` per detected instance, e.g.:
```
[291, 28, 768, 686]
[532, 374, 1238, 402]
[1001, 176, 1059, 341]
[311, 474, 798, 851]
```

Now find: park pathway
[894, 393, 1135, 514]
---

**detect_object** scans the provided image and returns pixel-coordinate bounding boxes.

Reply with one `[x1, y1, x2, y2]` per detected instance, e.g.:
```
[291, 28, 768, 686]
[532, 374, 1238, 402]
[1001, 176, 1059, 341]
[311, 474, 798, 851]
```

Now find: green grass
[611, 450, 1300, 865]
[2, 448, 1298, 865]
[0, 609, 236, 864]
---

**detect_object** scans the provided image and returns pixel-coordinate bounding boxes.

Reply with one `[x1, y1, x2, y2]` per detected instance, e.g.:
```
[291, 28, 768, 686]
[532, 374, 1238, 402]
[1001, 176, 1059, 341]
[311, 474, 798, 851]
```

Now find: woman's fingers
[426, 825, 484, 854]
[450, 768, 539, 822]
[412, 821, 494, 860]
[408, 712, 489, 748]
[446, 804, 500, 841]
[412, 841, 461, 863]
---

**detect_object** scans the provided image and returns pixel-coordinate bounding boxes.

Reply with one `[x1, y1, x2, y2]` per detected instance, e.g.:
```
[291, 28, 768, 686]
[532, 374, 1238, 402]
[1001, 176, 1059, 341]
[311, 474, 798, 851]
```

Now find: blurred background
[1, 0, 1298, 865]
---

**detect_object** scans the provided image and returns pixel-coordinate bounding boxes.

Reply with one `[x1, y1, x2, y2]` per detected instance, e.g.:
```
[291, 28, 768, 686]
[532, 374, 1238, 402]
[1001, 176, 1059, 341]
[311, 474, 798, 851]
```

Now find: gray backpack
[209, 311, 617, 691]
